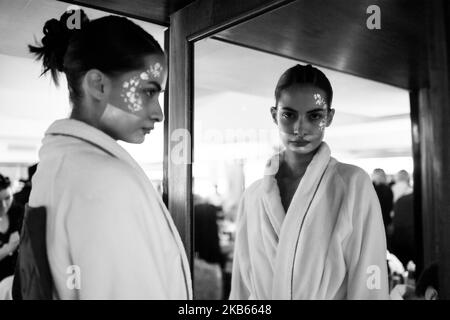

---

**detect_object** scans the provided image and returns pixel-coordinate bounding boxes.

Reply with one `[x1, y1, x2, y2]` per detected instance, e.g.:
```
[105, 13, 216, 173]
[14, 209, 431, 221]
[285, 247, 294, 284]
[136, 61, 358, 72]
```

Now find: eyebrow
[279, 107, 326, 113]
[146, 81, 162, 91]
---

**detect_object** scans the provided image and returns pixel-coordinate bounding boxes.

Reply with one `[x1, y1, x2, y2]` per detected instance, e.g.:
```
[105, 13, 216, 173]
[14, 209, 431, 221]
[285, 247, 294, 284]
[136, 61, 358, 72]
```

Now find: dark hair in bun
[275, 64, 333, 109]
[29, 9, 90, 85]
[0, 173, 11, 191]
[29, 9, 164, 106]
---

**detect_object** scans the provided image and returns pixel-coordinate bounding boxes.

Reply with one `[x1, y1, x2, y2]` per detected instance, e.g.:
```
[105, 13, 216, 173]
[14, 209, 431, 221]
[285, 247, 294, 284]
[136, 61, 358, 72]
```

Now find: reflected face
[101, 54, 167, 144]
[0, 187, 13, 216]
[272, 85, 334, 155]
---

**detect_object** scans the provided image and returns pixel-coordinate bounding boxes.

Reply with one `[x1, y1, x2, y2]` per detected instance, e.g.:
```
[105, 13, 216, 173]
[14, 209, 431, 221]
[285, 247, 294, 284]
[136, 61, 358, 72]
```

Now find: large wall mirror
[191, 0, 420, 299]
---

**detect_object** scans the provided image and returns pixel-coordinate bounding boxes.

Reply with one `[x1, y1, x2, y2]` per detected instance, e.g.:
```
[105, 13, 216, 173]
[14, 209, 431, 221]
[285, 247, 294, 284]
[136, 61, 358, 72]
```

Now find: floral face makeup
[273, 85, 334, 155]
[120, 62, 165, 114]
[101, 54, 166, 144]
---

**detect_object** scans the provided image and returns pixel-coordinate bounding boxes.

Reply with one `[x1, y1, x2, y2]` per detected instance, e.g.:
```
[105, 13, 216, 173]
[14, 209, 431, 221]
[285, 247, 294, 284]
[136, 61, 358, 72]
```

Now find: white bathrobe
[230, 142, 389, 300]
[28, 119, 192, 299]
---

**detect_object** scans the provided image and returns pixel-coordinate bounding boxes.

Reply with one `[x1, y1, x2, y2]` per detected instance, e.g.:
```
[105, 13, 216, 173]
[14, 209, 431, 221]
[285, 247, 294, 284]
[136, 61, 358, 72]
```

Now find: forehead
[278, 85, 328, 111]
[118, 54, 167, 85]
[141, 53, 166, 70]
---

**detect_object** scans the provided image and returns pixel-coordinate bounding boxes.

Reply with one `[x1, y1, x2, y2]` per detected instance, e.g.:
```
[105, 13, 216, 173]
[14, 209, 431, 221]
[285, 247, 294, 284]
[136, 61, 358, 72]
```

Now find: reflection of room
[194, 37, 412, 209]
[193, 38, 413, 299]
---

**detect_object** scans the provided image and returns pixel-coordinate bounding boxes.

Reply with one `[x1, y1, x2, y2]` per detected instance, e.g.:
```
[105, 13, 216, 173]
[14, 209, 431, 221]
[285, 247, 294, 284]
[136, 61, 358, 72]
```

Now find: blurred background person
[390, 169, 415, 269]
[193, 194, 226, 299]
[390, 191, 415, 268]
[391, 170, 413, 204]
[13, 163, 38, 207]
[372, 168, 394, 241]
[0, 174, 24, 282]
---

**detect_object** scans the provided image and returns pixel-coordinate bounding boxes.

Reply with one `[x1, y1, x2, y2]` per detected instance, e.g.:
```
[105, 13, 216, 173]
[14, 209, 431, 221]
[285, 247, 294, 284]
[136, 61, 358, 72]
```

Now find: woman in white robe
[230, 64, 389, 300]
[20, 10, 192, 299]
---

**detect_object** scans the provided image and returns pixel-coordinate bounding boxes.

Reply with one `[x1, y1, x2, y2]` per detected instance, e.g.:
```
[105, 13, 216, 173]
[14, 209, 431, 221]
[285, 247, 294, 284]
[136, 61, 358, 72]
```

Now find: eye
[144, 88, 160, 98]
[309, 113, 324, 121]
[281, 111, 295, 119]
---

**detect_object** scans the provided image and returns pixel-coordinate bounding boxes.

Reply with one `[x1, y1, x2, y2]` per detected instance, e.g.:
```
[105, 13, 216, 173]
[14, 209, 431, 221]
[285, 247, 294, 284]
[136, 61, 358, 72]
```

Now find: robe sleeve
[229, 195, 252, 300]
[344, 172, 390, 300]
[63, 166, 170, 299]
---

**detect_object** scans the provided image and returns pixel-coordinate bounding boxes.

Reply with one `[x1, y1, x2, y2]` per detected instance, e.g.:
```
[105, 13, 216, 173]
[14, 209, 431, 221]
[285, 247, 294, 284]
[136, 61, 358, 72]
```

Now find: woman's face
[100, 54, 167, 144]
[0, 187, 13, 216]
[272, 85, 334, 155]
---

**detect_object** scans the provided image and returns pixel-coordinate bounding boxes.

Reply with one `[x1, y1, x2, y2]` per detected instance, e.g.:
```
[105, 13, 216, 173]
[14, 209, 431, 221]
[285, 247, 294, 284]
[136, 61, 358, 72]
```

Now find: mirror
[193, 36, 413, 299]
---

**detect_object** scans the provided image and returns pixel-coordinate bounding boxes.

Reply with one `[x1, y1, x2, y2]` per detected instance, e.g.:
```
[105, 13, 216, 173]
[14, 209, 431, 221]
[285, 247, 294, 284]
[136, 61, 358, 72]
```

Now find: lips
[289, 139, 310, 147]
[142, 127, 153, 134]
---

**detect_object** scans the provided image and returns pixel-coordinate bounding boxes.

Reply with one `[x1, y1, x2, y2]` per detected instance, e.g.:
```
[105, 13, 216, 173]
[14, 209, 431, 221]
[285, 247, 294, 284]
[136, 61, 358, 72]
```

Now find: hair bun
[41, 18, 71, 71]
[29, 9, 89, 83]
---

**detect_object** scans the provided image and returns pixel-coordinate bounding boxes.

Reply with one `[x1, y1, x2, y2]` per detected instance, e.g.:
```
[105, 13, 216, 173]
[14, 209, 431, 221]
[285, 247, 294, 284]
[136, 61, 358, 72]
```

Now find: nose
[149, 99, 164, 123]
[293, 115, 307, 135]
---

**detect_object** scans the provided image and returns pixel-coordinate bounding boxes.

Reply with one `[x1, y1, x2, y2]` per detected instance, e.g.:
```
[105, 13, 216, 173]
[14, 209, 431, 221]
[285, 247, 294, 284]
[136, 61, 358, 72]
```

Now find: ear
[425, 287, 438, 300]
[326, 108, 335, 127]
[270, 107, 278, 125]
[82, 69, 109, 101]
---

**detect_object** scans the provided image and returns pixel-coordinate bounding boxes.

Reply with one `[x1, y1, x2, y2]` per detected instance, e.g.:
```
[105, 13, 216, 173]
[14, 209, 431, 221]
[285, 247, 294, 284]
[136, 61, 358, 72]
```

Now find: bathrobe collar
[45, 118, 143, 173]
[261, 142, 332, 298]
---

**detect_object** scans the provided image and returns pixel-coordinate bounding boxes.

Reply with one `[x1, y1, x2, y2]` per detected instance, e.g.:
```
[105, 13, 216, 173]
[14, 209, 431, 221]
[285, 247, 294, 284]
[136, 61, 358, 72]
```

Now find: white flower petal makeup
[318, 118, 327, 132]
[149, 62, 163, 78]
[119, 63, 165, 114]
[313, 93, 328, 109]
[140, 72, 150, 81]
[120, 76, 144, 113]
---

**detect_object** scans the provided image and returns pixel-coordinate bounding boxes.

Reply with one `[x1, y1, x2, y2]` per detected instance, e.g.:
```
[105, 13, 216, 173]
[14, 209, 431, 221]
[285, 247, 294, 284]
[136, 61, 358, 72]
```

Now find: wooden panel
[59, 0, 195, 25]
[215, 0, 427, 89]
[167, 8, 194, 268]
[409, 89, 424, 277]
[163, 29, 170, 208]
[420, 0, 450, 299]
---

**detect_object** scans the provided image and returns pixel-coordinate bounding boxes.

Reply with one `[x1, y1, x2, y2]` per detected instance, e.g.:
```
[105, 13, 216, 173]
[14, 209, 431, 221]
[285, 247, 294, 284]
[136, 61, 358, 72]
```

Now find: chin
[123, 134, 146, 144]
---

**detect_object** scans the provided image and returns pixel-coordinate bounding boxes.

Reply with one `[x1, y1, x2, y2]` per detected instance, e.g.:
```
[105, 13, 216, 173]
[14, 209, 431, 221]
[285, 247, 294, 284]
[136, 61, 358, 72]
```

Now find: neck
[281, 148, 317, 179]
[70, 102, 103, 130]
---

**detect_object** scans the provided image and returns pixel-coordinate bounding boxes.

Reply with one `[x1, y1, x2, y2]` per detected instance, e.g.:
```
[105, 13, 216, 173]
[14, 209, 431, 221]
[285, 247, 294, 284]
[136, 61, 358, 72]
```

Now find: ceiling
[59, 0, 195, 25]
[214, 0, 427, 90]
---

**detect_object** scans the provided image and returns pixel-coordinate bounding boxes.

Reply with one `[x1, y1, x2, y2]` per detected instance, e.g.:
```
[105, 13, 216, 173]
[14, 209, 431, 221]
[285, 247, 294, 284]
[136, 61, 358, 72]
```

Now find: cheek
[316, 119, 327, 132]
[101, 104, 144, 136]
[118, 76, 145, 114]
[277, 118, 295, 133]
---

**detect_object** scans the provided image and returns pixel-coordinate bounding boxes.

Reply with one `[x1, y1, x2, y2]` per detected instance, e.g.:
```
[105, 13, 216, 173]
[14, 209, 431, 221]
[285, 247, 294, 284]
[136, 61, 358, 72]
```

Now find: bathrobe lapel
[269, 142, 331, 299]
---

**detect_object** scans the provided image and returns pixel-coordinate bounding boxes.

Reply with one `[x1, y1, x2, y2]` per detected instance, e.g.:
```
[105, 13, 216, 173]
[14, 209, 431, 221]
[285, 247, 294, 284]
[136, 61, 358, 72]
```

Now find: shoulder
[332, 160, 372, 188]
[60, 152, 139, 198]
[241, 178, 265, 200]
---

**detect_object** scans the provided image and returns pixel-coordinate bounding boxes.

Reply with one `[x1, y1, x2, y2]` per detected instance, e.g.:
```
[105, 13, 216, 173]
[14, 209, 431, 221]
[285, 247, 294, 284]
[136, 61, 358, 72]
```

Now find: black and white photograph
[0, 0, 448, 306]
